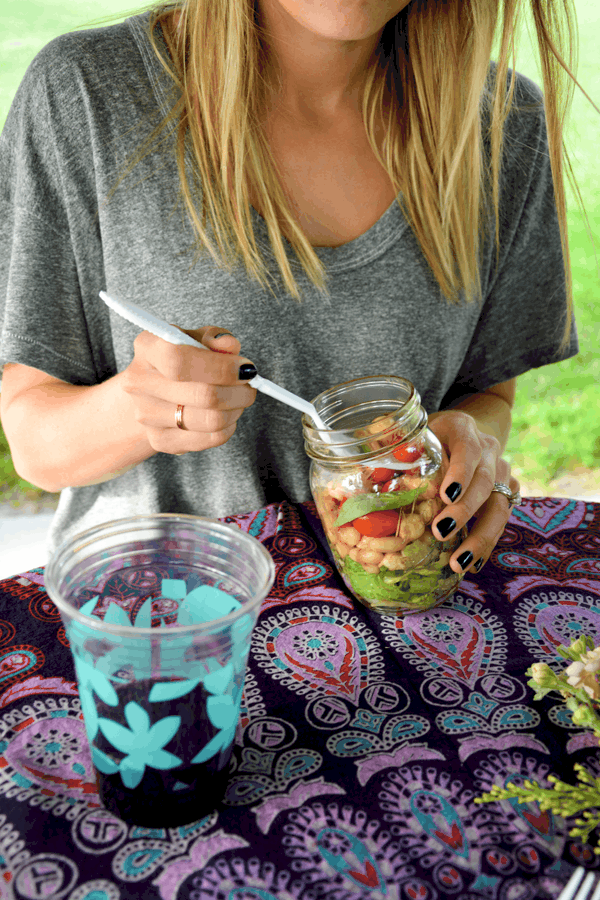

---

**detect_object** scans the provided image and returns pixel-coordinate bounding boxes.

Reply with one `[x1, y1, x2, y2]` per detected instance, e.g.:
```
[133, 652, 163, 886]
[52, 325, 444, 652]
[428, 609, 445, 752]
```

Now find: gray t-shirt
[0, 13, 578, 555]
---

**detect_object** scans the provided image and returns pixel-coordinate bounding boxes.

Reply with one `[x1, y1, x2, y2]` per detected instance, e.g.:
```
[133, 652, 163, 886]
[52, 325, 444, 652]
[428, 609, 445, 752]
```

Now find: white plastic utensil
[557, 867, 600, 900]
[99, 291, 411, 467]
[99, 291, 328, 429]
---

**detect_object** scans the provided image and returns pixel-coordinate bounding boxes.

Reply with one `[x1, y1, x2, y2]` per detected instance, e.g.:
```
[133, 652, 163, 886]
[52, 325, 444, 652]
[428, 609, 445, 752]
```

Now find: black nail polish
[446, 482, 462, 503]
[238, 364, 257, 380]
[437, 517, 456, 539]
[457, 550, 474, 571]
[474, 557, 484, 573]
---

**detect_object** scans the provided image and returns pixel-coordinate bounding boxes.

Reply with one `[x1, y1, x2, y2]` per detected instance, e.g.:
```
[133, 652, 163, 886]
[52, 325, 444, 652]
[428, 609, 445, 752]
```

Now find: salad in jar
[309, 411, 467, 615]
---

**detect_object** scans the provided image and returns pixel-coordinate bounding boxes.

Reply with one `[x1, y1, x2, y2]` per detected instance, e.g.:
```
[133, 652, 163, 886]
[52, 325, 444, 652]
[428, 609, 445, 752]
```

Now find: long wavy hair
[133, 0, 587, 348]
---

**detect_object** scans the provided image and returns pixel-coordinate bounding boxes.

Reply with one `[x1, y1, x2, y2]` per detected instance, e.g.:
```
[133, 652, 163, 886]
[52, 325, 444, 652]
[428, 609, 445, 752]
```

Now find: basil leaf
[334, 484, 427, 527]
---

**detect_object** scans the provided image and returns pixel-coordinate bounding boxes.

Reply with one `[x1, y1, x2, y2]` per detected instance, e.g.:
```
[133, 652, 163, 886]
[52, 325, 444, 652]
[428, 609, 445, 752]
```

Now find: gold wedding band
[175, 404, 185, 430]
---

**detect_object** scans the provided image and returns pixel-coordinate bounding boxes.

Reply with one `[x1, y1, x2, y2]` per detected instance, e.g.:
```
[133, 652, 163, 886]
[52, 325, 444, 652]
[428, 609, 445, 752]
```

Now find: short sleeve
[0, 38, 111, 384]
[444, 72, 578, 401]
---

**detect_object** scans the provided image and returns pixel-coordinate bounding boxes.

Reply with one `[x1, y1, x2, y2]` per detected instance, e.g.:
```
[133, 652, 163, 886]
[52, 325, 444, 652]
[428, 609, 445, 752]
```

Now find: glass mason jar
[302, 376, 467, 615]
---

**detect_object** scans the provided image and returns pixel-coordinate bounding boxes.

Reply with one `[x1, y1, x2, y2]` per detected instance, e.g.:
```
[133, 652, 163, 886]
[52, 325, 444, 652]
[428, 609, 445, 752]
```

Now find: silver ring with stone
[491, 481, 522, 508]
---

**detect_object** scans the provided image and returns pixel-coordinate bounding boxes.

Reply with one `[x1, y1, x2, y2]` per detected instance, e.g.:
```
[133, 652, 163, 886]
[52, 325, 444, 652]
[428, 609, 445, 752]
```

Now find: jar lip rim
[309, 375, 418, 413]
[304, 420, 429, 464]
[302, 376, 426, 463]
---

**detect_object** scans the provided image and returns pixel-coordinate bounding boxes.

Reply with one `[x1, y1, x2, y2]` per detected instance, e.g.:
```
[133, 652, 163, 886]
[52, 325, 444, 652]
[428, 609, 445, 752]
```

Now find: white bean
[381, 552, 407, 570]
[357, 549, 384, 566]
[336, 541, 350, 559]
[399, 513, 425, 542]
[369, 535, 407, 552]
[422, 477, 441, 500]
[362, 564, 381, 574]
[338, 525, 360, 547]
[417, 499, 441, 524]
[365, 415, 395, 434]
[321, 495, 338, 517]
[320, 512, 335, 532]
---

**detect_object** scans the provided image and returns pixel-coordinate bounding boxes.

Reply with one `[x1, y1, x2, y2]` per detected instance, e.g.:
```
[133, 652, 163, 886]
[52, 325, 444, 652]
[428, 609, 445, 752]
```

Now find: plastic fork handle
[249, 374, 326, 427]
[100, 291, 205, 349]
[558, 868, 586, 900]
[578, 872, 599, 900]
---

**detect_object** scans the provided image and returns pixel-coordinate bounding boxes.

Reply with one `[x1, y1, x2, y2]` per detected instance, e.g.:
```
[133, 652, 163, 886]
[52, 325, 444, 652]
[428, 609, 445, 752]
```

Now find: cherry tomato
[352, 509, 399, 537]
[370, 467, 395, 485]
[381, 477, 403, 493]
[392, 445, 423, 463]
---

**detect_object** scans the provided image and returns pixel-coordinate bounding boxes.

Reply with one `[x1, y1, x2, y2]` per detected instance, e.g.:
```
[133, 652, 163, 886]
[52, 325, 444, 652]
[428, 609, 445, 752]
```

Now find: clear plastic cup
[44, 514, 275, 826]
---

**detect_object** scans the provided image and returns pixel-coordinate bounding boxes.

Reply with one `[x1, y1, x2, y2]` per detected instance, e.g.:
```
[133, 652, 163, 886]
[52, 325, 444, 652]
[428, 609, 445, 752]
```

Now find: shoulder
[9, 16, 153, 122]
[0, 14, 161, 223]
[27, 16, 145, 74]
[1, 14, 161, 174]
[481, 65, 551, 188]
[485, 63, 546, 128]
[485, 61, 544, 105]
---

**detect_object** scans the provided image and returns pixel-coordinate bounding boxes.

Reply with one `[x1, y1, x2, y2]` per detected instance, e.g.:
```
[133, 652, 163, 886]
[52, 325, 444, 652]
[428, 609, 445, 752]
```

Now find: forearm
[4, 371, 156, 492]
[430, 390, 513, 454]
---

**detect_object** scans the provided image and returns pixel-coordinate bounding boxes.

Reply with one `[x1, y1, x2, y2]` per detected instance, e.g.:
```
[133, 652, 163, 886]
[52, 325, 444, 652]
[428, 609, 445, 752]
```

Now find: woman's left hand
[427, 409, 520, 576]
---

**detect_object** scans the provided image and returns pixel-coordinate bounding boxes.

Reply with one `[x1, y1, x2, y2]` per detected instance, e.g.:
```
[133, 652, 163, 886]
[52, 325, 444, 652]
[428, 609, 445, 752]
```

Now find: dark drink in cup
[45, 515, 275, 827]
[93, 677, 236, 827]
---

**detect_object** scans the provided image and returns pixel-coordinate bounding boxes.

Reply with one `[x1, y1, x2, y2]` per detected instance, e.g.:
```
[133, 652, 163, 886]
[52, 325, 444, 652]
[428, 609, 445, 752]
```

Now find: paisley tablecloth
[0, 497, 599, 900]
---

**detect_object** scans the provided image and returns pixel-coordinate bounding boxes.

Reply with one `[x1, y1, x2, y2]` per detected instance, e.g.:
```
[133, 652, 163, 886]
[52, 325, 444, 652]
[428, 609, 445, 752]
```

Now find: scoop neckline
[127, 11, 409, 273]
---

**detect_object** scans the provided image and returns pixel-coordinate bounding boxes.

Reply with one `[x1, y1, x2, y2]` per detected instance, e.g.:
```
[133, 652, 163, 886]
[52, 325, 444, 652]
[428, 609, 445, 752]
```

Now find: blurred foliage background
[0, 0, 598, 506]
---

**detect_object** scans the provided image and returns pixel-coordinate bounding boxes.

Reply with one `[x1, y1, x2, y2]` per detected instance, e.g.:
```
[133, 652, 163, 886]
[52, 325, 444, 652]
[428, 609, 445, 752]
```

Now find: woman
[0, 0, 579, 573]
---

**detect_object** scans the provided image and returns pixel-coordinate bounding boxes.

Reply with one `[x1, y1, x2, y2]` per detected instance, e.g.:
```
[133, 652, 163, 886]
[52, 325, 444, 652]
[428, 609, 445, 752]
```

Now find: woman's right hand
[121, 326, 257, 455]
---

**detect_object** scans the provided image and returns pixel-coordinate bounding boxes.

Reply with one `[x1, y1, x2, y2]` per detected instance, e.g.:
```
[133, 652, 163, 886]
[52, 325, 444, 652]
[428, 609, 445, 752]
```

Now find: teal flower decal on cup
[191, 662, 242, 765]
[162, 579, 241, 624]
[74, 654, 118, 743]
[95, 701, 182, 789]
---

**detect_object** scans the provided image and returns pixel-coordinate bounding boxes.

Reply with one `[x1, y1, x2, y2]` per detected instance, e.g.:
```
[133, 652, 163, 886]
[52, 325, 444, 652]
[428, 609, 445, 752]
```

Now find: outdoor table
[0, 496, 599, 900]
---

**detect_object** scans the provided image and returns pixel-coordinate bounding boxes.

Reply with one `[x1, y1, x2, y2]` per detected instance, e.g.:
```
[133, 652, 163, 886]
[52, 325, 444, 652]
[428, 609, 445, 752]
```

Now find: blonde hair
[143, 0, 585, 349]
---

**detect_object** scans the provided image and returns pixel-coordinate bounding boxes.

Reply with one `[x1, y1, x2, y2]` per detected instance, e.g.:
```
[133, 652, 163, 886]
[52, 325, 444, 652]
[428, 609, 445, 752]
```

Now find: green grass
[0, 0, 599, 499]
[0, 426, 47, 503]
[502, 0, 600, 485]
[0, 0, 151, 500]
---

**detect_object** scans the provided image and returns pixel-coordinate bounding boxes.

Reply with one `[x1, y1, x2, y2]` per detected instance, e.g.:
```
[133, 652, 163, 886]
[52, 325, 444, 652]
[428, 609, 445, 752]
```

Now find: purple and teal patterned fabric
[0, 497, 598, 899]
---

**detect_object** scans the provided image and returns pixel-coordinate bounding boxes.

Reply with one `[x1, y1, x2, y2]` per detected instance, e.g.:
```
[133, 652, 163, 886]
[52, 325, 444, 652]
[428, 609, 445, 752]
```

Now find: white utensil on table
[557, 867, 600, 900]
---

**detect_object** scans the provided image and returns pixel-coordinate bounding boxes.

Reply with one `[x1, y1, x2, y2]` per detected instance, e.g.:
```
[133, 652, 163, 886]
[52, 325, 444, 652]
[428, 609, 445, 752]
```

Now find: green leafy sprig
[475, 633, 600, 851]
[475, 765, 600, 851]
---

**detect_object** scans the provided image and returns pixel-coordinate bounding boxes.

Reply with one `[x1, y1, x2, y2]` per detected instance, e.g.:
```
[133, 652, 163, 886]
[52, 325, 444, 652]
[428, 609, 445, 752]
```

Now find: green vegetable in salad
[334, 484, 427, 528]
[342, 556, 444, 610]
[342, 558, 405, 603]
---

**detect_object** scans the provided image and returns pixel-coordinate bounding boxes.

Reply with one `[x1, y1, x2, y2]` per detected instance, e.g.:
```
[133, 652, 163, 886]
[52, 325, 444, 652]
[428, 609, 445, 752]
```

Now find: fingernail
[214, 332, 232, 339]
[238, 363, 257, 380]
[457, 550, 474, 571]
[437, 517, 456, 539]
[445, 482, 462, 503]
[474, 557, 484, 573]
